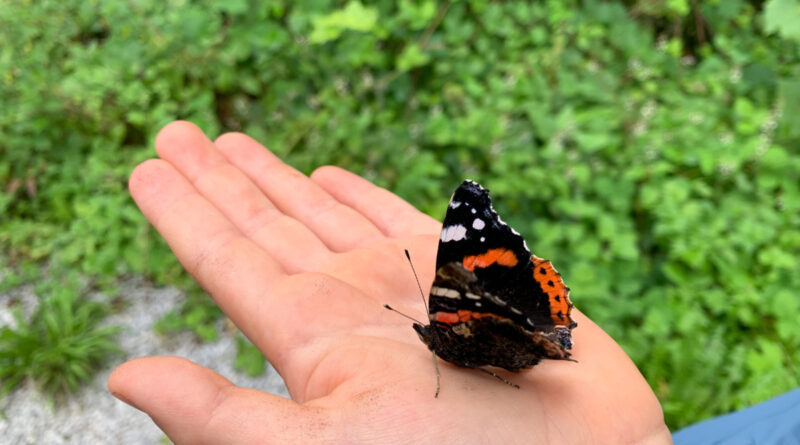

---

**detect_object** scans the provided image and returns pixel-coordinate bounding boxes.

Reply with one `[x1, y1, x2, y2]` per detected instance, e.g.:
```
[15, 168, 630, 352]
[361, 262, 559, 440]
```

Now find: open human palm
[109, 121, 672, 444]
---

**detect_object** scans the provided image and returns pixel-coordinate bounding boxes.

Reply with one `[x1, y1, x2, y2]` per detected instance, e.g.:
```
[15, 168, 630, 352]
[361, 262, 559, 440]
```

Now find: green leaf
[763, 0, 800, 41]
[211, 0, 249, 14]
[234, 336, 267, 377]
[667, 0, 690, 16]
[396, 43, 431, 72]
[309, 1, 378, 44]
[778, 78, 800, 138]
[746, 339, 784, 373]
[398, 0, 437, 30]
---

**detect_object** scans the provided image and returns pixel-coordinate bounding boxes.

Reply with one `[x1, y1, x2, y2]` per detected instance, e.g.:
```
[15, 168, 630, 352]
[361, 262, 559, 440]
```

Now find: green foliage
[0, 275, 121, 397]
[1, 0, 798, 429]
[763, 0, 800, 42]
[234, 335, 268, 377]
[310, 1, 379, 44]
[154, 285, 223, 342]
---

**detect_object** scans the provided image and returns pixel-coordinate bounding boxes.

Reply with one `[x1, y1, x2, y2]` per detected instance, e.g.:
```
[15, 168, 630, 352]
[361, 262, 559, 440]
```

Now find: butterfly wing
[431, 180, 576, 344]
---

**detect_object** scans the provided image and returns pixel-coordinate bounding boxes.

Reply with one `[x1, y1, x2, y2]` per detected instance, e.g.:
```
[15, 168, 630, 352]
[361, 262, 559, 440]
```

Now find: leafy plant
[763, 0, 800, 42]
[154, 285, 223, 342]
[0, 275, 121, 398]
[234, 335, 268, 377]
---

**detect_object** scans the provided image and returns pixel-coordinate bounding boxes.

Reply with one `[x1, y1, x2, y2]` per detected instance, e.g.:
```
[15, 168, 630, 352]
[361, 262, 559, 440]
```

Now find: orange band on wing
[435, 310, 507, 324]
[462, 248, 519, 271]
[532, 255, 575, 328]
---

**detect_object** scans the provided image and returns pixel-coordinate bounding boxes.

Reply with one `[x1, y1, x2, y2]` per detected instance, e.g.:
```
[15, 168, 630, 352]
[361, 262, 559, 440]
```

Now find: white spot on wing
[465, 292, 481, 300]
[471, 208, 476, 214]
[472, 218, 485, 230]
[475, 302, 482, 307]
[526, 317, 534, 326]
[449, 200, 462, 209]
[431, 286, 460, 299]
[480, 236, 485, 242]
[510, 307, 523, 315]
[440, 224, 468, 242]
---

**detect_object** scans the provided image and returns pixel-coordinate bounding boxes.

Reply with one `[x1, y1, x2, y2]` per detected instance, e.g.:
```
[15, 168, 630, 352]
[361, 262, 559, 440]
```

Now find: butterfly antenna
[405, 249, 429, 313]
[383, 304, 423, 324]
[390, 249, 442, 397]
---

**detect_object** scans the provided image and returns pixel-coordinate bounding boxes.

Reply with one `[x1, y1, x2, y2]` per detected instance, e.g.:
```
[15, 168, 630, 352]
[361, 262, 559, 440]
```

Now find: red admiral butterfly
[389, 180, 577, 396]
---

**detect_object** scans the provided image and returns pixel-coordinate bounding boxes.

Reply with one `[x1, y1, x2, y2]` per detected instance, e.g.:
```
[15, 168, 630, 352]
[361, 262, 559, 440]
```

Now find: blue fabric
[673, 388, 800, 445]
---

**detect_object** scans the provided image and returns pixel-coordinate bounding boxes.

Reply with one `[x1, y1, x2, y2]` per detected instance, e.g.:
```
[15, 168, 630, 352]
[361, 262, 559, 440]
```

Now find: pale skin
[108, 121, 673, 444]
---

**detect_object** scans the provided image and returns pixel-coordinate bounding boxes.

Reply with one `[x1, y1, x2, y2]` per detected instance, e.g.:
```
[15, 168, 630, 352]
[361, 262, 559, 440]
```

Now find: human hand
[109, 121, 672, 444]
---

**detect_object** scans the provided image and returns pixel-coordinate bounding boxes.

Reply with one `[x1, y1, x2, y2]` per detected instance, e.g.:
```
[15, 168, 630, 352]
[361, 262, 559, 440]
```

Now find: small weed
[0, 275, 121, 399]
[234, 335, 267, 378]
[154, 285, 222, 342]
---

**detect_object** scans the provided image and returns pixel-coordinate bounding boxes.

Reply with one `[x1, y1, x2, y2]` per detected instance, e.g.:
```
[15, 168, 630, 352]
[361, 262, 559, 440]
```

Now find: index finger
[128, 158, 285, 338]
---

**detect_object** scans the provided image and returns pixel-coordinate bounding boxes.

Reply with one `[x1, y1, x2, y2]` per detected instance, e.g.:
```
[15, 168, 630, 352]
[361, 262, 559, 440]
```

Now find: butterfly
[388, 180, 577, 396]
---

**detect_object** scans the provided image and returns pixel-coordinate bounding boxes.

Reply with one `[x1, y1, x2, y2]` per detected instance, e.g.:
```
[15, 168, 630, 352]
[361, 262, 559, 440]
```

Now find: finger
[130, 157, 395, 377]
[214, 131, 386, 252]
[310, 166, 441, 238]
[154, 121, 332, 273]
[129, 159, 285, 336]
[108, 357, 337, 445]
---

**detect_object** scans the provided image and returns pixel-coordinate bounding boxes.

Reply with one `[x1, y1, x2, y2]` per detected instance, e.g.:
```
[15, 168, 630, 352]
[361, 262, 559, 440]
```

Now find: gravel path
[0, 277, 289, 444]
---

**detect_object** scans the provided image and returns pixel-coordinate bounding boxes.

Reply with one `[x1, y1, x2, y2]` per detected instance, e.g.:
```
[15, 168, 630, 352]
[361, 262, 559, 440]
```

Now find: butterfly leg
[431, 350, 441, 398]
[477, 367, 520, 389]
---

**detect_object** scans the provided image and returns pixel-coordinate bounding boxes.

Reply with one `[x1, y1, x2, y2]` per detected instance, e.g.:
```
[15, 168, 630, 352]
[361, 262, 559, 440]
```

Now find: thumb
[108, 356, 335, 444]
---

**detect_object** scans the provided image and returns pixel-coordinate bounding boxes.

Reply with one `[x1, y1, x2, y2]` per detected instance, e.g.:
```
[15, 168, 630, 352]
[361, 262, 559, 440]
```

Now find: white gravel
[0, 277, 290, 445]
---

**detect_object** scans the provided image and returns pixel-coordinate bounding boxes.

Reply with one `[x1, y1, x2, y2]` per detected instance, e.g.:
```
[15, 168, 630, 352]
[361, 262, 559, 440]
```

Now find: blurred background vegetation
[1, 0, 799, 430]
